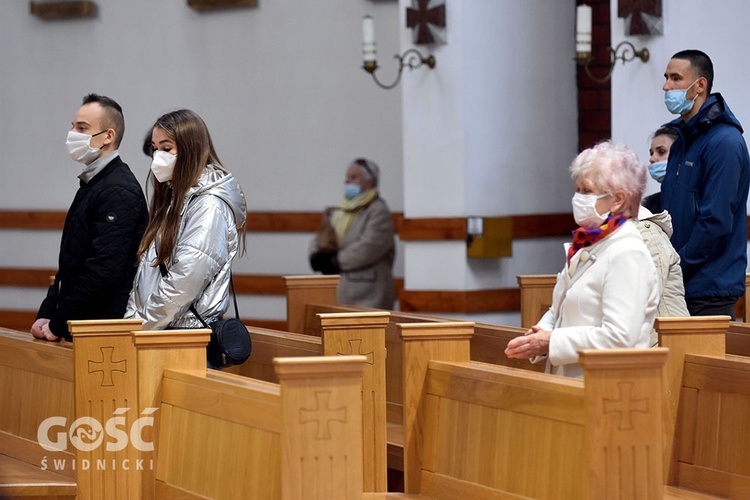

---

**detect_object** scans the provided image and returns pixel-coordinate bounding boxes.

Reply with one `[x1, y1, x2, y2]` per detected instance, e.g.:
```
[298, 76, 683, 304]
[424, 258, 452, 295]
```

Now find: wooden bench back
[0, 328, 76, 478]
[671, 354, 750, 497]
[154, 356, 366, 500]
[727, 321, 750, 357]
[229, 312, 390, 492]
[398, 322, 668, 499]
[228, 326, 322, 382]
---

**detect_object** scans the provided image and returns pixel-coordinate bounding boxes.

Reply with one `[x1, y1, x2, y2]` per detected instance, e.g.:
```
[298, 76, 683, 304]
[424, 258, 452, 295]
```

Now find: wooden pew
[153, 356, 367, 500]
[282, 275, 544, 484]
[129, 322, 369, 499]
[518, 273, 750, 328]
[0, 328, 77, 499]
[2, 318, 372, 499]
[362, 321, 669, 499]
[230, 311, 390, 492]
[656, 316, 750, 497]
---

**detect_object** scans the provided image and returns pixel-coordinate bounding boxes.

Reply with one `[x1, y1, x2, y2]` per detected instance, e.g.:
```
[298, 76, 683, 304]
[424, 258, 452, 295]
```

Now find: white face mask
[150, 150, 177, 183]
[66, 130, 106, 165]
[572, 192, 611, 229]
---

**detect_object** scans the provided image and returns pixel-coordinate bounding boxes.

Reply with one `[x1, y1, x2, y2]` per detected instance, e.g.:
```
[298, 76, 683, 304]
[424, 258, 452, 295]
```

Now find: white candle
[576, 4, 592, 55]
[362, 14, 377, 63]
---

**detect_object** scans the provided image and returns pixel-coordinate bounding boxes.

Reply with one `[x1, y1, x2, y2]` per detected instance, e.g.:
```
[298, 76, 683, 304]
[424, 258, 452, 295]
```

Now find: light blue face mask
[664, 79, 699, 115]
[648, 160, 668, 183]
[344, 183, 361, 200]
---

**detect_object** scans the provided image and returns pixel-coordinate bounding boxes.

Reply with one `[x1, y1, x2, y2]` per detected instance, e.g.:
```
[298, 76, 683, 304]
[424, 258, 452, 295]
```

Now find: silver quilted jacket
[125, 165, 247, 330]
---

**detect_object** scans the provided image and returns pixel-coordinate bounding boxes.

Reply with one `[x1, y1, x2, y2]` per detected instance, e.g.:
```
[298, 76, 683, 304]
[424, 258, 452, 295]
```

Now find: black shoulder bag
[160, 264, 252, 368]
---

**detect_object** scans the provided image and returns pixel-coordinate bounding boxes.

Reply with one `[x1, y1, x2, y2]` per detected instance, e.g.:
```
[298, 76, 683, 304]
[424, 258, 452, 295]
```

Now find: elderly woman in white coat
[505, 141, 659, 378]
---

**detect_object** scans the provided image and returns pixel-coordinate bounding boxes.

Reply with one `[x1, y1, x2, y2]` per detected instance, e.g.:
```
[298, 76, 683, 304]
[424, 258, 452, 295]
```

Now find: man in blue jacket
[661, 50, 750, 317]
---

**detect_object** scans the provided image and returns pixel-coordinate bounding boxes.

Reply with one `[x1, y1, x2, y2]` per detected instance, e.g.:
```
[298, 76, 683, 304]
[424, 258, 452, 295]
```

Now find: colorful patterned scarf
[567, 214, 627, 264]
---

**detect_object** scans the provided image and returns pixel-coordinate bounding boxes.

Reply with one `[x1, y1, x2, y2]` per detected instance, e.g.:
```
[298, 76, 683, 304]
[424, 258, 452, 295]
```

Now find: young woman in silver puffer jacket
[126, 109, 246, 330]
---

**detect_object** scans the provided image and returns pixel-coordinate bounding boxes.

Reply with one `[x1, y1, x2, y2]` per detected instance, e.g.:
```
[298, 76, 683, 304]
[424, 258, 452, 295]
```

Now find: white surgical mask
[150, 150, 177, 183]
[66, 130, 106, 165]
[572, 192, 611, 229]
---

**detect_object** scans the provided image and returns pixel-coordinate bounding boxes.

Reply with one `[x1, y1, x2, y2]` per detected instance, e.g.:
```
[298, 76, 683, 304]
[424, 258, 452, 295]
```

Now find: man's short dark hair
[82, 93, 125, 148]
[672, 49, 714, 94]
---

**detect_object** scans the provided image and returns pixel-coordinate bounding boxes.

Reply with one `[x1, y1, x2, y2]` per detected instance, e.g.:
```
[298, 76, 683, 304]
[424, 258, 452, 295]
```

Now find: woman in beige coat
[309, 158, 396, 309]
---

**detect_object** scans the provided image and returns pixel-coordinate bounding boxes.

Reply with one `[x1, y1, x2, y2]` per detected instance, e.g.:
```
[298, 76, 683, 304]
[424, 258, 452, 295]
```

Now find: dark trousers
[686, 296, 739, 319]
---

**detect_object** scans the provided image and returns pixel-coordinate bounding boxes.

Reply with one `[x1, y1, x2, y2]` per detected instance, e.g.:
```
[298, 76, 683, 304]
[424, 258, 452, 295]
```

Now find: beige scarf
[331, 188, 378, 244]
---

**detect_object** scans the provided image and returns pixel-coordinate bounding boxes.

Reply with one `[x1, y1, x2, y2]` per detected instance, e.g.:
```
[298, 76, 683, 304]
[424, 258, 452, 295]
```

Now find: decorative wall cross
[618, 0, 662, 35]
[300, 391, 347, 440]
[406, 0, 446, 45]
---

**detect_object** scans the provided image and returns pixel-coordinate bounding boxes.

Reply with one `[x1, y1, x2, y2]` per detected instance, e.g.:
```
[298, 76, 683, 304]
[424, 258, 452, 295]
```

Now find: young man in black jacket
[31, 94, 148, 341]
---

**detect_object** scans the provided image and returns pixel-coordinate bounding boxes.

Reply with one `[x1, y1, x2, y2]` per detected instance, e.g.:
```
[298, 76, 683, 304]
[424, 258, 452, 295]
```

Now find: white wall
[400, 0, 577, 321]
[611, 0, 750, 203]
[0, 0, 402, 322]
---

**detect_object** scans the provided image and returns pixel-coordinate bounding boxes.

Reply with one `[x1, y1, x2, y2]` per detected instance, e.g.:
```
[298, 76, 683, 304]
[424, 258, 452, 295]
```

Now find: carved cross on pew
[300, 391, 347, 440]
[406, 0, 446, 45]
[337, 339, 374, 365]
[618, 0, 662, 35]
[87, 346, 127, 387]
[603, 382, 648, 430]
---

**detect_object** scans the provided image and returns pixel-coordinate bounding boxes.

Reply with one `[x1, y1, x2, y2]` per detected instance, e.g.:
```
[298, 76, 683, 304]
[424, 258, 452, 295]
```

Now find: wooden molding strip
[188, 0, 256, 10]
[3, 209, 748, 242]
[397, 217, 466, 241]
[0, 269, 55, 287]
[0, 210, 576, 240]
[0, 211, 67, 230]
[0, 267, 404, 298]
[0, 265, 515, 315]
[0, 309, 286, 334]
[30, 1, 96, 19]
[399, 288, 521, 314]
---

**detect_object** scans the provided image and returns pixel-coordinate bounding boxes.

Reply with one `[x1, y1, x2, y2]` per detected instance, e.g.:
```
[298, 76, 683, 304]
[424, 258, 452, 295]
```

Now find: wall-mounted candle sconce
[575, 4, 649, 83]
[361, 14, 436, 91]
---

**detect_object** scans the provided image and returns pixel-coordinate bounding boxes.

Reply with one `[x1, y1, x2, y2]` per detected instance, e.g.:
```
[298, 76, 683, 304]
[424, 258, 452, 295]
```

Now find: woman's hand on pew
[504, 325, 551, 360]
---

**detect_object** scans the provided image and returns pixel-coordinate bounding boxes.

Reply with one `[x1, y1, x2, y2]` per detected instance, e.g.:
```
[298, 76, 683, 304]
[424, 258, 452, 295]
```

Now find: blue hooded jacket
[661, 93, 750, 299]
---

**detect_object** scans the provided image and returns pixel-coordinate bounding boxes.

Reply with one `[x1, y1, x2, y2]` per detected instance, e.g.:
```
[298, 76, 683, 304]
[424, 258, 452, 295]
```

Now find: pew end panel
[319, 311, 390, 492]
[283, 275, 340, 334]
[517, 274, 556, 329]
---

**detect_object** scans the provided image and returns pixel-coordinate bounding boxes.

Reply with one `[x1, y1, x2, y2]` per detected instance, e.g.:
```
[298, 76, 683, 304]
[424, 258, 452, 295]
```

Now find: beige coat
[311, 197, 396, 309]
[637, 206, 690, 346]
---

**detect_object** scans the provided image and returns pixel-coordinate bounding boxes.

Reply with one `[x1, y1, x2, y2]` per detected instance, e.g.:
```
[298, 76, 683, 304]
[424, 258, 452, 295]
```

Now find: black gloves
[310, 251, 340, 275]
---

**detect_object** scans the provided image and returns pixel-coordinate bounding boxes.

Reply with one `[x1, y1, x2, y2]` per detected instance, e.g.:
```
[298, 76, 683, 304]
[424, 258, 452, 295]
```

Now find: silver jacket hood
[125, 165, 247, 330]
